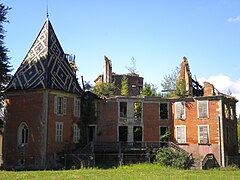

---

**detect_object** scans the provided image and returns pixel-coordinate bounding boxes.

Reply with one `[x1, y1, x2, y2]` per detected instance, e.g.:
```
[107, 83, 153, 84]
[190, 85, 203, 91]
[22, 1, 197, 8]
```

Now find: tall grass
[0, 164, 240, 179]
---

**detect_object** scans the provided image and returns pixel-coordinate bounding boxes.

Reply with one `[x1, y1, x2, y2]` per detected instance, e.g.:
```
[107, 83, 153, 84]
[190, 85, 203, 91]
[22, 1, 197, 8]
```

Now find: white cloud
[227, 16, 240, 23]
[199, 75, 240, 115]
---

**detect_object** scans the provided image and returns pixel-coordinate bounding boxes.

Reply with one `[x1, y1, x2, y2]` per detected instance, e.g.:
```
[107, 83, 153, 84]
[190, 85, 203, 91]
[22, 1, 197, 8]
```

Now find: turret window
[18, 123, 29, 146]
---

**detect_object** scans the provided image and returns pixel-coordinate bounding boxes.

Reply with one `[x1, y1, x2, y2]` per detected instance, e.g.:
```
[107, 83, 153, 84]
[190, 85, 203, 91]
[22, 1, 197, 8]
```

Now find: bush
[155, 148, 188, 169]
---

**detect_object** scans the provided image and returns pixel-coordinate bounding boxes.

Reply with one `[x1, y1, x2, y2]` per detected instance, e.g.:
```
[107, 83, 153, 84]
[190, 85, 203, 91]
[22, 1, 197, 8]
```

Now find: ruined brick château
[1, 18, 239, 169]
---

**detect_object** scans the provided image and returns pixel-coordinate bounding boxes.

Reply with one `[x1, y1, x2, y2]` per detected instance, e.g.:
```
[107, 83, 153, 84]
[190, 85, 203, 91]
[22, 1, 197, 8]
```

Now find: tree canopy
[0, 3, 12, 90]
[93, 82, 116, 97]
[121, 75, 128, 96]
[126, 57, 138, 75]
[161, 67, 179, 97]
[141, 83, 161, 96]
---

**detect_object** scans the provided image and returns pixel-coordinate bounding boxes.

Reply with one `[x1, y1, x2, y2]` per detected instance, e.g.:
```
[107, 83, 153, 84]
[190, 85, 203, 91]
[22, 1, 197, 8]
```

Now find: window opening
[119, 126, 128, 142]
[160, 103, 168, 119]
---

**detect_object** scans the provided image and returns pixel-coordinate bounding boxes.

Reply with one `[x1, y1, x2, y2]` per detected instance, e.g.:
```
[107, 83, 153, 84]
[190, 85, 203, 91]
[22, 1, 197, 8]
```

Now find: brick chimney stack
[103, 56, 112, 83]
[178, 56, 193, 96]
[203, 82, 215, 96]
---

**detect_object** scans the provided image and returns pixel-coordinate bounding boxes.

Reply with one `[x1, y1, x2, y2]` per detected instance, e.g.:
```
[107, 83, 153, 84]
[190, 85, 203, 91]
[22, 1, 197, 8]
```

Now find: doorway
[119, 126, 128, 142]
[87, 125, 96, 142]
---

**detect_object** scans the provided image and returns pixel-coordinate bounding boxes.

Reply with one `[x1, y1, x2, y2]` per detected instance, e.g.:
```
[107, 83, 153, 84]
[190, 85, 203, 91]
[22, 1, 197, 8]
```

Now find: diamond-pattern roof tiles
[6, 19, 82, 94]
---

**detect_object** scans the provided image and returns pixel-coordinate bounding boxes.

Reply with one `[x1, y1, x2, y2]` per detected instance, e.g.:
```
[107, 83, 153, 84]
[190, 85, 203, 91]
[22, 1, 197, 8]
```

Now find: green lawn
[0, 164, 240, 180]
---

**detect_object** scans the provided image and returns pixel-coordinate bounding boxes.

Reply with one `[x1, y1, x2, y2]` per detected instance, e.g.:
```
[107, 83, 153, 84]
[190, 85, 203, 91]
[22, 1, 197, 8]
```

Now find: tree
[121, 75, 128, 96]
[0, 4, 11, 134]
[0, 3, 12, 90]
[161, 66, 179, 92]
[175, 79, 187, 97]
[155, 148, 188, 169]
[141, 83, 160, 96]
[126, 56, 138, 75]
[161, 67, 179, 97]
[93, 82, 116, 97]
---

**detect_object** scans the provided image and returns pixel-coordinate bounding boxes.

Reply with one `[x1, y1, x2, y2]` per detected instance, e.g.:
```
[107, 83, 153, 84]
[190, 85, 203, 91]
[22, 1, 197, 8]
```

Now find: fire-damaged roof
[6, 18, 82, 94]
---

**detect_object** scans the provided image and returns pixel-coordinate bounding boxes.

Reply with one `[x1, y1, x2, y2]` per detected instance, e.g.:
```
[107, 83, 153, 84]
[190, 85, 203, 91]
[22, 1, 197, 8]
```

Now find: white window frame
[197, 100, 208, 119]
[198, 125, 210, 144]
[176, 125, 186, 143]
[159, 102, 169, 120]
[175, 102, 186, 120]
[54, 96, 67, 115]
[17, 122, 29, 146]
[74, 98, 81, 117]
[73, 123, 80, 143]
[55, 122, 64, 142]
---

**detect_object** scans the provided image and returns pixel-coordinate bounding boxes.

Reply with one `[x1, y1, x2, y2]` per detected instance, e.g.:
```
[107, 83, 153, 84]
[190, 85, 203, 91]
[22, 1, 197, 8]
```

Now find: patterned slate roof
[6, 19, 82, 94]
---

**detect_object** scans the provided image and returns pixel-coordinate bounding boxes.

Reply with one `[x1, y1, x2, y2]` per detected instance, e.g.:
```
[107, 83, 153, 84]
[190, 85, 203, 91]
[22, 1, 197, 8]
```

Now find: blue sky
[2, 0, 240, 112]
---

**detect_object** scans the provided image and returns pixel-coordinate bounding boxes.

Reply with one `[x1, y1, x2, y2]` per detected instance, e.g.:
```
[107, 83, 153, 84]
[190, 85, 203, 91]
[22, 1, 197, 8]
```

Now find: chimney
[103, 56, 112, 83]
[178, 56, 193, 96]
[204, 82, 215, 96]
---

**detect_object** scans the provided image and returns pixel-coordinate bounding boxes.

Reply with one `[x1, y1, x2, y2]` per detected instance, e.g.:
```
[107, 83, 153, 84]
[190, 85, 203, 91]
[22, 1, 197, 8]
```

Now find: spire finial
[46, 0, 49, 19]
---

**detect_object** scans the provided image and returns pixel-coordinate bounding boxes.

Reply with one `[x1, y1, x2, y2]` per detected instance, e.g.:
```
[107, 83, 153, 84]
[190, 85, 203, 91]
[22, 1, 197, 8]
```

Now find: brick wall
[172, 98, 221, 164]
[97, 100, 118, 142]
[47, 93, 77, 155]
[4, 91, 44, 168]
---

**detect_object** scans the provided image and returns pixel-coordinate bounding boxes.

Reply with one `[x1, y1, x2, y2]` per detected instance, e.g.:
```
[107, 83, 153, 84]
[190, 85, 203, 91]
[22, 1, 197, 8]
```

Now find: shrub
[155, 148, 188, 169]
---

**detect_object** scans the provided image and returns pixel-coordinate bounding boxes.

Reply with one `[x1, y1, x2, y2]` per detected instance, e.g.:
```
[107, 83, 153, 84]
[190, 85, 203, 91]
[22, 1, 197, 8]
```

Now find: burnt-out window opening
[160, 103, 168, 119]
[160, 127, 170, 141]
[229, 106, 234, 120]
[88, 126, 96, 142]
[133, 126, 142, 142]
[134, 102, 142, 120]
[120, 102, 127, 117]
[119, 126, 128, 142]
[224, 104, 229, 119]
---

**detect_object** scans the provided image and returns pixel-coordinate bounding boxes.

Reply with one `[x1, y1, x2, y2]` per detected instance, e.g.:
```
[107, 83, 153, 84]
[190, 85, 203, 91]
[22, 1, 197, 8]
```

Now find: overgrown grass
[0, 164, 240, 179]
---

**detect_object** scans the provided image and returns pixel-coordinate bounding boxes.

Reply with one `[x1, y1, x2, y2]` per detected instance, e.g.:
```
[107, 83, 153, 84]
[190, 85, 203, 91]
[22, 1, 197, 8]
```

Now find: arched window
[18, 123, 29, 146]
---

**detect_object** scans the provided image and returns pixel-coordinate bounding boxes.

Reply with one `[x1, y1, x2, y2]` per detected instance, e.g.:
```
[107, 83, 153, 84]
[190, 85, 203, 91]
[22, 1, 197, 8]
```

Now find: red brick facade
[93, 94, 238, 167]
[2, 19, 238, 170]
[3, 90, 81, 169]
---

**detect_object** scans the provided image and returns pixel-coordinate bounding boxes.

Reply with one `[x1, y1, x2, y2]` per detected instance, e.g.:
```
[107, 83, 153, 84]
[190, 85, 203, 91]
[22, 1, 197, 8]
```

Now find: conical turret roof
[6, 19, 82, 94]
